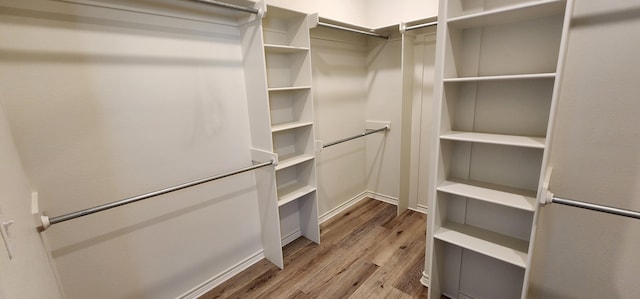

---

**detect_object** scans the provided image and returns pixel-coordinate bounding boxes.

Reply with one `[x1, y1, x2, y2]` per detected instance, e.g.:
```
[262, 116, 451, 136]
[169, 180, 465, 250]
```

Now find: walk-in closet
[1, 1, 639, 299]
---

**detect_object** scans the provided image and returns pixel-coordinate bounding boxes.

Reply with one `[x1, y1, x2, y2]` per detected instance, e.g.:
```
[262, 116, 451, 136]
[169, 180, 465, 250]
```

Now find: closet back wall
[0, 2, 262, 298]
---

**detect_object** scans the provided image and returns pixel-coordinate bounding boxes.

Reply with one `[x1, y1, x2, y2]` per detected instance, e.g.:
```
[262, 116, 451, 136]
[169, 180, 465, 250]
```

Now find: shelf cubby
[272, 125, 314, 160]
[442, 77, 554, 138]
[276, 159, 317, 206]
[268, 88, 313, 128]
[265, 50, 312, 88]
[443, 8, 565, 78]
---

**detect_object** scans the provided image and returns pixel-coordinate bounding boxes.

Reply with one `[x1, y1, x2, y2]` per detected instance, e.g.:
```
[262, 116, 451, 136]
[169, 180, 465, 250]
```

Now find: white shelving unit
[428, 0, 574, 298]
[263, 5, 320, 253]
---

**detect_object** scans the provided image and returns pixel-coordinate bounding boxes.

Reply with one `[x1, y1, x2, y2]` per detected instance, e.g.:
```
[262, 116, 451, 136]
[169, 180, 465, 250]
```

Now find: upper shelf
[448, 0, 566, 29]
[437, 179, 537, 212]
[264, 44, 310, 53]
[440, 131, 546, 149]
[443, 73, 555, 82]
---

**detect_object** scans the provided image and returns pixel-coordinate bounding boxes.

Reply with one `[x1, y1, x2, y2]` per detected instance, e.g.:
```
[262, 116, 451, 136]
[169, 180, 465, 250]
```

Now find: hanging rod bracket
[540, 166, 640, 220]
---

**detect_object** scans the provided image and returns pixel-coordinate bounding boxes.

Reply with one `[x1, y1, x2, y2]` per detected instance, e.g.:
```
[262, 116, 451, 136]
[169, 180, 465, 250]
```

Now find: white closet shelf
[447, 0, 566, 29]
[443, 73, 555, 82]
[437, 179, 537, 211]
[268, 86, 312, 92]
[440, 131, 546, 149]
[264, 44, 310, 53]
[275, 153, 315, 171]
[271, 121, 313, 133]
[434, 222, 529, 268]
[277, 183, 316, 206]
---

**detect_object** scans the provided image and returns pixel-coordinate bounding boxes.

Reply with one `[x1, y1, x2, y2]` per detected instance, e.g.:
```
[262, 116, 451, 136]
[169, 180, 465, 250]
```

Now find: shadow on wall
[528, 4, 640, 298]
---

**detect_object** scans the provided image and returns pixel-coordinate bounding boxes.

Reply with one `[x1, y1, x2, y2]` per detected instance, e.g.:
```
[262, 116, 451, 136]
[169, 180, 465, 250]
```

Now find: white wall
[266, 0, 368, 27]
[311, 27, 369, 215]
[528, 0, 640, 297]
[366, 0, 438, 28]
[366, 36, 403, 201]
[0, 102, 62, 299]
[0, 1, 263, 298]
[267, 0, 438, 29]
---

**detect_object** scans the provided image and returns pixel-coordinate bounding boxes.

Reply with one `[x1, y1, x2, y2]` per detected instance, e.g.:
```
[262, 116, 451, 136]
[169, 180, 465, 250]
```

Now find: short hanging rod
[317, 21, 389, 39]
[40, 160, 274, 229]
[323, 126, 389, 149]
[551, 196, 640, 220]
[404, 20, 438, 31]
[184, 0, 260, 14]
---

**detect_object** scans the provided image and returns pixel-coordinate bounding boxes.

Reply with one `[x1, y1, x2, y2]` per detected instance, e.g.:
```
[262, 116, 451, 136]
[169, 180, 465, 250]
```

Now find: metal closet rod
[551, 196, 640, 220]
[317, 22, 389, 39]
[323, 126, 389, 148]
[404, 20, 438, 31]
[185, 0, 260, 14]
[42, 160, 274, 229]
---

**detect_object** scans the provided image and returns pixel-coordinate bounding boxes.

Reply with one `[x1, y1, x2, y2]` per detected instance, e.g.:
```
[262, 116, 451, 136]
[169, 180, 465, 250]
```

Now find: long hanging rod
[323, 126, 389, 149]
[404, 20, 438, 31]
[40, 160, 274, 229]
[317, 22, 389, 39]
[551, 196, 640, 220]
[184, 0, 260, 14]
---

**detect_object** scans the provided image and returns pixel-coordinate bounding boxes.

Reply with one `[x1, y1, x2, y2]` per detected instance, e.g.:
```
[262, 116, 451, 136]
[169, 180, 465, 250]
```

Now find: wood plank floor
[201, 198, 428, 298]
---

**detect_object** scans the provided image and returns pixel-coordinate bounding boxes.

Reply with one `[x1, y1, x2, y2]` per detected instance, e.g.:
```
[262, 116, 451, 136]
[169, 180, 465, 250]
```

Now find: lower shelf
[434, 221, 529, 268]
[278, 183, 316, 206]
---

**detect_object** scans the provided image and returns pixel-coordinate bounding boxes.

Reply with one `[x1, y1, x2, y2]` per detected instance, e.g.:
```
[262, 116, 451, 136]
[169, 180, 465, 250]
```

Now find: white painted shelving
[427, 0, 574, 298]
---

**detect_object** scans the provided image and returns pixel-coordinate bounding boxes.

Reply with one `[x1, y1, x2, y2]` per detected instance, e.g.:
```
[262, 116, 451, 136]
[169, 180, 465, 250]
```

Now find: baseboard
[410, 204, 428, 215]
[281, 229, 302, 247]
[177, 250, 265, 299]
[179, 190, 398, 298]
[420, 270, 429, 287]
[366, 191, 398, 205]
[458, 291, 476, 299]
[318, 191, 368, 224]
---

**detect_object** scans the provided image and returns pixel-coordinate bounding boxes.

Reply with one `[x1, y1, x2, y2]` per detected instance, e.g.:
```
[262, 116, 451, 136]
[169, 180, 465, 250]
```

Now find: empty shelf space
[268, 86, 312, 92]
[264, 44, 310, 53]
[275, 153, 315, 170]
[440, 131, 545, 149]
[444, 73, 555, 82]
[278, 183, 316, 206]
[272, 121, 313, 133]
[434, 222, 529, 268]
[437, 179, 537, 211]
[447, 0, 566, 28]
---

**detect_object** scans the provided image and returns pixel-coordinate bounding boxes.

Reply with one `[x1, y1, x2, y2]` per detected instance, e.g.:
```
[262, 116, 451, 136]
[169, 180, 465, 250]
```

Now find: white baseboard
[366, 191, 398, 205]
[420, 270, 429, 287]
[458, 291, 476, 299]
[318, 191, 368, 224]
[410, 204, 428, 215]
[281, 229, 302, 247]
[180, 190, 401, 298]
[177, 250, 265, 299]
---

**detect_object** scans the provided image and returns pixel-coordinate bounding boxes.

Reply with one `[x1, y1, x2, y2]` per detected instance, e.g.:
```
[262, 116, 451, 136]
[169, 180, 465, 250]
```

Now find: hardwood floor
[201, 198, 428, 299]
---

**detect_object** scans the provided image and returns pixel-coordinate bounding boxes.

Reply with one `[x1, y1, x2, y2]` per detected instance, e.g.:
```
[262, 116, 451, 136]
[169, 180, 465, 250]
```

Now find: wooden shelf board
[278, 183, 316, 206]
[264, 44, 310, 53]
[275, 154, 315, 171]
[435, 222, 529, 268]
[268, 86, 312, 92]
[440, 131, 546, 149]
[443, 73, 555, 82]
[448, 0, 566, 29]
[271, 121, 314, 133]
[438, 179, 537, 211]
